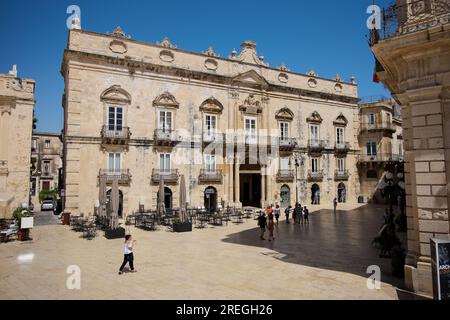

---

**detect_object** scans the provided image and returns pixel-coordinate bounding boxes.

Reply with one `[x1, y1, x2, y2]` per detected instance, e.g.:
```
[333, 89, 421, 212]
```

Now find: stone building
[30, 132, 63, 209]
[358, 97, 404, 203]
[61, 26, 360, 217]
[0, 66, 36, 218]
[371, 0, 450, 295]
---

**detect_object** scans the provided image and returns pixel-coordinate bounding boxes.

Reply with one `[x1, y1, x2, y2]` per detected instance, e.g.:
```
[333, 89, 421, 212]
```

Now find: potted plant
[13, 208, 31, 241]
[172, 217, 192, 233]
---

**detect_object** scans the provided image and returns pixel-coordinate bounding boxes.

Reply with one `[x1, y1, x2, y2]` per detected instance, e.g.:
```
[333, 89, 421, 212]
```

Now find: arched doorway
[204, 186, 217, 214]
[280, 185, 290, 208]
[157, 187, 173, 210]
[106, 189, 124, 218]
[338, 183, 346, 203]
[311, 184, 320, 205]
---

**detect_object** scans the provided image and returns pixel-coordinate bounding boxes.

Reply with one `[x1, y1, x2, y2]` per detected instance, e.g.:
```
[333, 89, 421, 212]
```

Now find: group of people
[257, 203, 310, 241]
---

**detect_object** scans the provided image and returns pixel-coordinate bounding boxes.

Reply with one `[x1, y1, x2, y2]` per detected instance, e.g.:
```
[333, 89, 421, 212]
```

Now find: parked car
[41, 199, 55, 211]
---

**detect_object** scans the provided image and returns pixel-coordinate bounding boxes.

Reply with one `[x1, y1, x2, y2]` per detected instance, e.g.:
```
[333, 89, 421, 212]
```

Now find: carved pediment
[307, 111, 323, 124]
[333, 113, 348, 126]
[229, 40, 268, 67]
[153, 91, 179, 108]
[275, 108, 294, 121]
[239, 94, 263, 114]
[100, 85, 131, 104]
[231, 70, 269, 89]
[200, 97, 223, 114]
[156, 37, 176, 49]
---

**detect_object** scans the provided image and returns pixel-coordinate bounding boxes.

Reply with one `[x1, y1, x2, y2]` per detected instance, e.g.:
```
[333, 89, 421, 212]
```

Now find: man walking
[257, 212, 267, 240]
[333, 197, 338, 214]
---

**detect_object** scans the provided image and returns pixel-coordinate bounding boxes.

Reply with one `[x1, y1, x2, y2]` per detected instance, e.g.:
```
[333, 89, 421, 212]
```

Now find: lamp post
[294, 158, 300, 204]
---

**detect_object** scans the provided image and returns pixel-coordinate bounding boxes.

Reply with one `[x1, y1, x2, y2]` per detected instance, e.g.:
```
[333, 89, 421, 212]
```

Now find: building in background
[358, 96, 404, 203]
[61, 26, 360, 217]
[0, 66, 35, 218]
[371, 0, 450, 295]
[30, 132, 63, 209]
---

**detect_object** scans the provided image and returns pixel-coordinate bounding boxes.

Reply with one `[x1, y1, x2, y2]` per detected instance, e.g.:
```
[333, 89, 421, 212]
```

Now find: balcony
[358, 153, 404, 163]
[279, 137, 297, 152]
[359, 122, 396, 134]
[101, 126, 131, 146]
[198, 169, 223, 183]
[307, 140, 326, 154]
[307, 170, 324, 182]
[276, 169, 295, 183]
[154, 129, 182, 147]
[98, 169, 132, 185]
[151, 169, 179, 184]
[334, 170, 350, 181]
[334, 142, 351, 154]
[375, 0, 450, 42]
[202, 132, 224, 147]
[42, 147, 61, 155]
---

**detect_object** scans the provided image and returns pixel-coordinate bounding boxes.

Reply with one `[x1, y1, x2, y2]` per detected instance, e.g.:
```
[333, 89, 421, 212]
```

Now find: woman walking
[274, 204, 281, 224]
[257, 211, 267, 240]
[119, 234, 137, 274]
[285, 205, 291, 223]
[267, 210, 275, 241]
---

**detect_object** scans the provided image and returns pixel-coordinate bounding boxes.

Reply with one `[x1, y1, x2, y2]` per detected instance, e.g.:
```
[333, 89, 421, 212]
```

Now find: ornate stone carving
[159, 50, 175, 62]
[278, 64, 289, 71]
[204, 58, 218, 71]
[100, 85, 131, 104]
[307, 78, 318, 88]
[156, 37, 176, 49]
[153, 91, 179, 108]
[335, 74, 343, 82]
[199, 97, 223, 114]
[334, 83, 343, 92]
[275, 108, 294, 121]
[239, 94, 263, 114]
[333, 113, 348, 126]
[306, 111, 323, 124]
[109, 40, 128, 54]
[6, 78, 34, 93]
[307, 70, 317, 77]
[204, 47, 219, 57]
[231, 70, 269, 89]
[110, 26, 131, 39]
[278, 72, 289, 83]
[228, 40, 268, 66]
[0, 105, 14, 115]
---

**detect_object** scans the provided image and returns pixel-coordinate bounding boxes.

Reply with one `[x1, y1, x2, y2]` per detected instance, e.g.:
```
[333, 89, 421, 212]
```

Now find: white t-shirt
[124, 242, 133, 254]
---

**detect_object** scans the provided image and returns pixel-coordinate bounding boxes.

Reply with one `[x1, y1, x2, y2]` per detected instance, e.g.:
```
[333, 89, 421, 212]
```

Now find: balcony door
[280, 122, 289, 142]
[204, 154, 216, 173]
[204, 114, 217, 137]
[310, 125, 319, 143]
[337, 158, 345, 173]
[336, 127, 344, 145]
[280, 157, 289, 171]
[108, 153, 121, 174]
[108, 106, 123, 131]
[160, 153, 171, 174]
[244, 116, 257, 143]
[159, 110, 172, 132]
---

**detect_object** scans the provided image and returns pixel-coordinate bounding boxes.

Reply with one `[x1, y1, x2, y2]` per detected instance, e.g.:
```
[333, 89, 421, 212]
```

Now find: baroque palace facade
[61, 25, 360, 216]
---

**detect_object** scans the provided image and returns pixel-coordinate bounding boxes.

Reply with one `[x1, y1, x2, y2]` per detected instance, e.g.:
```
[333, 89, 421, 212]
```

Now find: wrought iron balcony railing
[307, 140, 326, 153]
[151, 169, 179, 184]
[154, 129, 182, 146]
[359, 122, 396, 134]
[202, 132, 224, 145]
[198, 169, 223, 183]
[307, 170, 324, 182]
[335, 142, 351, 152]
[334, 170, 350, 181]
[358, 153, 404, 163]
[276, 169, 295, 182]
[373, 0, 450, 42]
[99, 169, 132, 184]
[279, 137, 297, 151]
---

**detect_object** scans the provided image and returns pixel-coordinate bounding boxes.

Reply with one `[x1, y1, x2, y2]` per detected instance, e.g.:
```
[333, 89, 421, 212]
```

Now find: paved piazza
[0, 204, 412, 300]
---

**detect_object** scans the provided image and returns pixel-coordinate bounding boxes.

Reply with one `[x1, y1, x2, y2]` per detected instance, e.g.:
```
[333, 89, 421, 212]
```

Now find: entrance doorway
[240, 173, 261, 207]
[311, 184, 320, 205]
[338, 183, 346, 203]
[280, 185, 290, 208]
[204, 186, 217, 214]
[158, 187, 173, 210]
[106, 189, 124, 218]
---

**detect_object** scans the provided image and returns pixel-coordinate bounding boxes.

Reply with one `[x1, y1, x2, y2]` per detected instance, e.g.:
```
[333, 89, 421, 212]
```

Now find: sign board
[430, 238, 450, 300]
[21, 217, 34, 229]
[60, 189, 65, 197]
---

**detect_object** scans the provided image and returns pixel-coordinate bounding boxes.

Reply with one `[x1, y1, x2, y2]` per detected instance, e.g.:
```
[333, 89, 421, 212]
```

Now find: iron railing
[198, 169, 223, 183]
[99, 169, 132, 183]
[374, 0, 450, 42]
[359, 121, 396, 133]
[307, 170, 324, 181]
[334, 170, 350, 181]
[151, 169, 179, 183]
[358, 153, 404, 162]
[101, 126, 131, 140]
[276, 169, 295, 182]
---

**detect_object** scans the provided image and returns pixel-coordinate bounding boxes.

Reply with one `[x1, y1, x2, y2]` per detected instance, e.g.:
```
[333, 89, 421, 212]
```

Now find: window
[159, 153, 171, 173]
[205, 114, 217, 136]
[367, 113, 375, 126]
[43, 160, 51, 174]
[32, 139, 37, 151]
[280, 157, 289, 170]
[280, 122, 289, 142]
[42, 181, 50, 191]
[337, 158, 345, 173]
[366, 142, 377, 156]
[108, 153, 121, 174]
[45, 140, 51, 148]
[108, 106, 123, 131]
[311, 158, 319, 173]
[204, 154, 216, 172]
[159, 111, 172, 132]
[244, 116, 257, 143]
[310, 125, 319, 142]
[336, 127, 344, 145]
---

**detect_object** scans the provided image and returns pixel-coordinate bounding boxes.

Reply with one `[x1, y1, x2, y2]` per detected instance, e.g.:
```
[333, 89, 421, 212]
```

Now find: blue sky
[0, 0, 391, 133]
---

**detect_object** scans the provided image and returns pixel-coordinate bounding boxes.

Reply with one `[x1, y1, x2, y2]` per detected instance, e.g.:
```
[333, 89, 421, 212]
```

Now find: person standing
[294, 203, 302, 225]
[333, 197, 338, 214]
[267, 211, 275, 241]
[303, 206, 309, 224]
[119, 235, 137, 274]
[257, 212, 267, 240]
[274, 204, 281, 224]
[285, 205, 291, 223]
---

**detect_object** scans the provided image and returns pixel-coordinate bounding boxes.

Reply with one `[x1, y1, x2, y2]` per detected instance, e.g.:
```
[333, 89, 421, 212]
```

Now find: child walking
[119, 234, 137, 274]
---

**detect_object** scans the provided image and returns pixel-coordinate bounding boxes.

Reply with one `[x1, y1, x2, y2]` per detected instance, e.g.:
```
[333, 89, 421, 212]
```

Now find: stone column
[261, 166, 266, 208]
[234, 154, 240, 205]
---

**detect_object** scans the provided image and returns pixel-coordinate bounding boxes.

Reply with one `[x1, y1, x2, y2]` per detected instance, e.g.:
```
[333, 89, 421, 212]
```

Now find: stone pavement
[0, 204, 414, 300]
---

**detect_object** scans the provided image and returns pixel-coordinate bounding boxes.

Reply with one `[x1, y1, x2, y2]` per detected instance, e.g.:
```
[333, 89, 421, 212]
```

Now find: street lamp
[294, 158, 301, 204]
